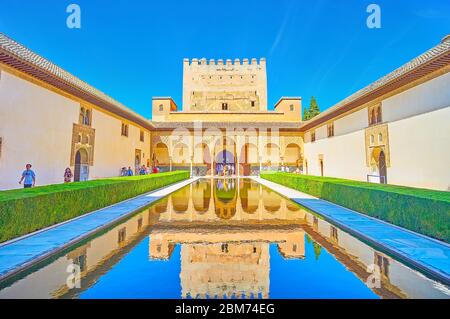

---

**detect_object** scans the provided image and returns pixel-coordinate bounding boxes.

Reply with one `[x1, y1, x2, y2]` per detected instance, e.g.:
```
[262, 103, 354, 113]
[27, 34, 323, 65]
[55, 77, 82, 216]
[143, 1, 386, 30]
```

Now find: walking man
[19, 164, 36, 188]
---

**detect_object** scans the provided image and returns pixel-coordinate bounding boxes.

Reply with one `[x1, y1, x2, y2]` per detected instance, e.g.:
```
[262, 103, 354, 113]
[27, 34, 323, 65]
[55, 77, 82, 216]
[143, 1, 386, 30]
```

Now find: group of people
[279, 166, 302, 174]
[217, 164, 235, 176]
[18, 164, 74, 189]
[120, 165, 159, 177]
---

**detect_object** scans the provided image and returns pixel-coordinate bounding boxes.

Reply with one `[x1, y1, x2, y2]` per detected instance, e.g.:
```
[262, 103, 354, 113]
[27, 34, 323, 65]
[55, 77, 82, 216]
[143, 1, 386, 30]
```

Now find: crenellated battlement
[182, 57, 268, 112]
[184, 57, 266, 67]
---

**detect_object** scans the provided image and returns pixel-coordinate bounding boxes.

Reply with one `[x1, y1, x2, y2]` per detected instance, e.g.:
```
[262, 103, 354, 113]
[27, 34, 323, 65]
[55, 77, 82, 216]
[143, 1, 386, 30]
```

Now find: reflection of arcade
[214, 179, 237, 219]
[149, 228, 305, 299]
[150, 179, 307, 224]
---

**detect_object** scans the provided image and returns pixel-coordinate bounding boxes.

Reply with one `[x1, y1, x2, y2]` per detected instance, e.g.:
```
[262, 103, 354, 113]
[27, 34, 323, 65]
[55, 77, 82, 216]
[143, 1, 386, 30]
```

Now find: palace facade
[0, 33, 449, 191]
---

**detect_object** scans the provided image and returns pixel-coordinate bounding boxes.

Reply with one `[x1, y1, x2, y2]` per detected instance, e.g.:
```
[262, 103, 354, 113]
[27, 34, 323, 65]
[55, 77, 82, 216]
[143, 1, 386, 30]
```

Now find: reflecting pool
[0, 179, 449, 299]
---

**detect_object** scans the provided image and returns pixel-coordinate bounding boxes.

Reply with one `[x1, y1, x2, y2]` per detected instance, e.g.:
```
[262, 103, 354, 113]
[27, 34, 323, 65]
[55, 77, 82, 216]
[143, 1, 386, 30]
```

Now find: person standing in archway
[19, 164, 35, 188]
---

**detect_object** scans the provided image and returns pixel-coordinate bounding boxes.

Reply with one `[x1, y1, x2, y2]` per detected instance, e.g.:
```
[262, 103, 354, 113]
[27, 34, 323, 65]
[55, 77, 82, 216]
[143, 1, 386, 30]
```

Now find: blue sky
[1, 0, 449, 118]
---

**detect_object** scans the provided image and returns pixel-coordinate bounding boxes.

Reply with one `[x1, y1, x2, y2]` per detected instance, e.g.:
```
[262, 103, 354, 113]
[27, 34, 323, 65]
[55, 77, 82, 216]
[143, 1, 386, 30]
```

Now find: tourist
[64, 167, 73, 183]
[139, 165, 147, 175]
[19, 164, 35, 188]
[127, 166, 134, 176]
[152, 166, 158, 174]
[295, 167, 301, 174]
[120, 167, 127, 176]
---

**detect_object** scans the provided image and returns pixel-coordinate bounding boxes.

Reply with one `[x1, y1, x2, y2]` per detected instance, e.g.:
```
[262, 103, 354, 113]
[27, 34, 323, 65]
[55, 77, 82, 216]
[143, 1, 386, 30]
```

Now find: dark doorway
[74, 151, 81, 182]
[74, 148, 89, 182]
[379, 151, 387, 184]
[320, 160, 324, 177]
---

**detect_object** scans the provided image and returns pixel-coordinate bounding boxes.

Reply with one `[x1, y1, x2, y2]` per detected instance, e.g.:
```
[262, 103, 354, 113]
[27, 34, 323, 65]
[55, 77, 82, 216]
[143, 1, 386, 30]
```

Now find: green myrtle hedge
[261, 172, 450, 242]
[0, 171, 189, 243]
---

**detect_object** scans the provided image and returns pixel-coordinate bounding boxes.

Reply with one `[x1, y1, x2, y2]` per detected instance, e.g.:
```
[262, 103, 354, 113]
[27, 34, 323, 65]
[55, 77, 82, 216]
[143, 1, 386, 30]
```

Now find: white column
[169, 157, 173, 172]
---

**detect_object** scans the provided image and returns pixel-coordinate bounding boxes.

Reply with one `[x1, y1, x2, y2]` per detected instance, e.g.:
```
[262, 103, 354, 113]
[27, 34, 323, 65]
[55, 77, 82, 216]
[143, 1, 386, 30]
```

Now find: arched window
[85, 109, 91, 126]
[79, 107, 85, 124]
[79, 107, 91, 126]
[370, 109, 376, 125]
[378, 133, 383, 142]
[159, 104, 164, 112]
[376, 106, 382, 123]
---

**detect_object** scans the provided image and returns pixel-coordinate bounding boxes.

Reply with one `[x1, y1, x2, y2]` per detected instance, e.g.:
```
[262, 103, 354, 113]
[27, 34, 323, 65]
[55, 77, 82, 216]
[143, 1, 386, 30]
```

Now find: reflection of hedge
[261, 172, 450, 242]
[0, 171, 189, 243]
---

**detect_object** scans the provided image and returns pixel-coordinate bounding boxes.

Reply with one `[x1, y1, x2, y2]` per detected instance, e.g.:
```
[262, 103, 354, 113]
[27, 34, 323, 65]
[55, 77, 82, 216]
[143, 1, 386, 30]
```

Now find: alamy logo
[66, 263, 81, 289]
[66, 4, 81, 29]
[366, 264, 381, 288]
[366, 4, 382, 29]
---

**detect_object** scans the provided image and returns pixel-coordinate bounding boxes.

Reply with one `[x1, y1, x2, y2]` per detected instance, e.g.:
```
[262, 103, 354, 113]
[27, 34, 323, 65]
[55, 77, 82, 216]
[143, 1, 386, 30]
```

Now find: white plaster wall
[334, 108, 368, 135]
[89, 109, 150, 179]
[387, 106, 450, 191]
[0, 70, 78, 190]
[304, 107, 368, 180]
[383, 72, 450, 122]
[304, 130, 367, 180]
[315, 124, 327, 140]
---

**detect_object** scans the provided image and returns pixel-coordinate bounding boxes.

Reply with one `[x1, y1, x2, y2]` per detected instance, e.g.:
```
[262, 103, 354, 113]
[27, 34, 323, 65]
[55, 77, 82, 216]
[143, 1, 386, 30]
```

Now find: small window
[370, 135, 374, 144]
[376, 106, 382, 124]
[222, 103, 228, 111]
[118, 227, 126, 244]
[251, 101, 255, 107]
[378, 133, 383, 142]
[330, 226, 338, 243]
[140, 130, 145, 142]
[79, 107, 91, 126]
[327, 123, 334, 137]
[290, 104, 294, 112]
[369, 105, 382, 126]
[311, 131, 316, 142]
[121, 123, 129, 137]
[159, 104, 164, 112]
[137, 217, 143, 231]
[85, 109, 91, 126]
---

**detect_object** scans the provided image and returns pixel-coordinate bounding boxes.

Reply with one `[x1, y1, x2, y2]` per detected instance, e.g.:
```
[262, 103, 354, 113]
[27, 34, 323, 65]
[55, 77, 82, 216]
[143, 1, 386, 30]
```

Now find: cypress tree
[308, 96, 320, 119]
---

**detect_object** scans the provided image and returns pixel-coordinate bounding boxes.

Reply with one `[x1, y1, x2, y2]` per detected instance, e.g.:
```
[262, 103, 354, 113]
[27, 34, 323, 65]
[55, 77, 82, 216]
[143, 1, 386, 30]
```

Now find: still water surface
[0, 179, 448, 299]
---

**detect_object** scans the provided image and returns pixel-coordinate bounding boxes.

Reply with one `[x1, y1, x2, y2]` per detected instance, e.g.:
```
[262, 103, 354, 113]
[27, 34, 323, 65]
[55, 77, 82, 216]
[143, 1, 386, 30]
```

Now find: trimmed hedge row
[0, 171, 189, 243]
[261, 172, 450, 242]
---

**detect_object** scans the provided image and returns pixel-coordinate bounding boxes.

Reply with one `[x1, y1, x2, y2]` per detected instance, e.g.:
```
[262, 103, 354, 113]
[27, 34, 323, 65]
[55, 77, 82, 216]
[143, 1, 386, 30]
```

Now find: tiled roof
[0, 33, 154, 130]
[301, 36, 450, 131]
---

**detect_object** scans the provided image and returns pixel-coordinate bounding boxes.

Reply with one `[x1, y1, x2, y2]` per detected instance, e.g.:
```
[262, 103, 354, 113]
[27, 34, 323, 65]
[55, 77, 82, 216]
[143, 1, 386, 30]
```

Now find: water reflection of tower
[149, 230, 305, 299]
[214, 179, 237, 219]
[181, 242, 270, 299]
